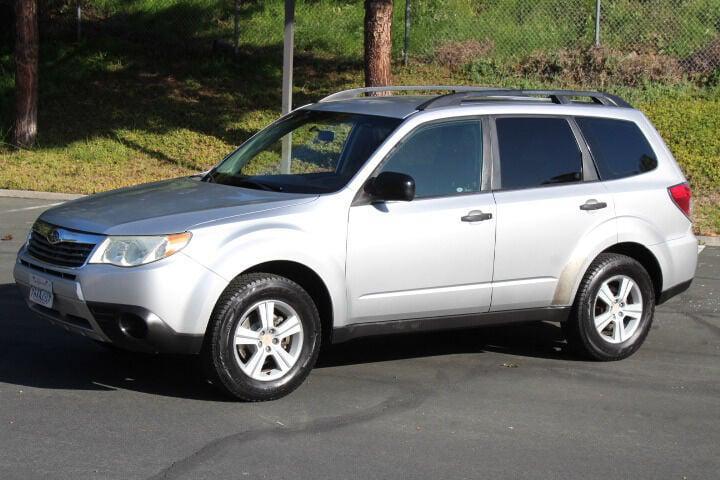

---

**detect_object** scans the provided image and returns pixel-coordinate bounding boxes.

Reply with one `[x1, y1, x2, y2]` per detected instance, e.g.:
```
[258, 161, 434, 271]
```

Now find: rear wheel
[565, 253, 655, 361]
[202, 273, 321, 401]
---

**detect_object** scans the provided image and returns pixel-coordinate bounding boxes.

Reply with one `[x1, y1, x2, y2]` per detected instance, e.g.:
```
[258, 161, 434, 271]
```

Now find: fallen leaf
[1, 234, 12, 241]
[502, 362, 519, 368]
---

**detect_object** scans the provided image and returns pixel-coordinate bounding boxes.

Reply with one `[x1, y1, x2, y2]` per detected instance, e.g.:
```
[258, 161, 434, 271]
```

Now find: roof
[308, 95, 427, 119]
[305, 86, 633, 119]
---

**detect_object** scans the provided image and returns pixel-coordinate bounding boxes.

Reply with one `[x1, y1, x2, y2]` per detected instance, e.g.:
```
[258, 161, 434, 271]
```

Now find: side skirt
[332, 306, 571, 344]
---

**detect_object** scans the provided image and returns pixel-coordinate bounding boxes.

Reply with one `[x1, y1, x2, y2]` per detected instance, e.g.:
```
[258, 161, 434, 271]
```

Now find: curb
[0, 189, 85, 201]
[697, 235, 720, 247]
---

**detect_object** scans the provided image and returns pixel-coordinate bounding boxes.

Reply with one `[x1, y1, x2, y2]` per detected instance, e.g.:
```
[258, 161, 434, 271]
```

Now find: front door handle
[579, 199, 608, 211]
[461, 210, 492, 222]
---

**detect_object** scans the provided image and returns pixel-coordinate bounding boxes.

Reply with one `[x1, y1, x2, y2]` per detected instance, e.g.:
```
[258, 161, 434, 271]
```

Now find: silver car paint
[40, 176, 318, 235]
[14, 100, 697, 340]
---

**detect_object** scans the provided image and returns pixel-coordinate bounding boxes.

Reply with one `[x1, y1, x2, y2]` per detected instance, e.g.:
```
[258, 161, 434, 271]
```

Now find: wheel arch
[555, 239, 664, 309]
[243, 260, 334, 345]
[600, 242, 663, 301]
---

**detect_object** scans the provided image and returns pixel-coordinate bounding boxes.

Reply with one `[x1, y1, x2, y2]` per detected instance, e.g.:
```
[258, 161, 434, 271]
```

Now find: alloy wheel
[593, 274, 644, 344]
[232, 300, 304, 381]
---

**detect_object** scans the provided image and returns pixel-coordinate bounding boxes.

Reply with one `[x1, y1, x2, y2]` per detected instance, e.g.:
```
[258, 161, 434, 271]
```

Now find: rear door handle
[461, 210, 492, 222]
[579, 199, 607, 211]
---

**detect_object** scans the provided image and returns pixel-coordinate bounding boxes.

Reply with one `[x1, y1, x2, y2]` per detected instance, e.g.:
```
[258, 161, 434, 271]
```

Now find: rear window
[577, 117, 657, 180]
[496, 117, 583, 190]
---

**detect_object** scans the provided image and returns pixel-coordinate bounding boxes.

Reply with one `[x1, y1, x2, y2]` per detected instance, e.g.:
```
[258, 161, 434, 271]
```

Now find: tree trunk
[14, 0, 39, 148]
[364, 0, 393, 92]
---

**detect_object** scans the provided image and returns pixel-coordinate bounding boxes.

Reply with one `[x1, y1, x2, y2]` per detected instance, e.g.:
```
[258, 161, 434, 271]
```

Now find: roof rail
[417, 89, 632, 109]
[319, 86, 632, 109]
[319, 85, 500, 102]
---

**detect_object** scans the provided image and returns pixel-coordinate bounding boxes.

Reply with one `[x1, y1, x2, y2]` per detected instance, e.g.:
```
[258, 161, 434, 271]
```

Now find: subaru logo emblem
[46, 229, 62, 244]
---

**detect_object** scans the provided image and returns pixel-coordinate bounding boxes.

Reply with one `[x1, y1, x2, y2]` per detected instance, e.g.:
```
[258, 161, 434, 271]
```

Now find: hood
[39, 177, 317, 235]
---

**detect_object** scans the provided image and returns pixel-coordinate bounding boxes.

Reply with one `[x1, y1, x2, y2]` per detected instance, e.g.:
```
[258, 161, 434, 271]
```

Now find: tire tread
[565, 253, 655, 361]
[202, 273, 321, 401]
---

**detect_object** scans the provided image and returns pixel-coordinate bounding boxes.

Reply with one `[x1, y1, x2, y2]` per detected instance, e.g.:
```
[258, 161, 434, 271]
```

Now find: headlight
[89, 232, 192, 267]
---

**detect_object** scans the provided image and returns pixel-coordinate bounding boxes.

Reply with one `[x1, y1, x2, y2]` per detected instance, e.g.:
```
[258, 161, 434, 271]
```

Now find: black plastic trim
[417, 89, 632, 110]
[332, 306, 571, 343]
[88, 302, 204, 354]
[32, 303, 93, 330]
[20, 259, 77, 280]
[657, 279, 693, 305]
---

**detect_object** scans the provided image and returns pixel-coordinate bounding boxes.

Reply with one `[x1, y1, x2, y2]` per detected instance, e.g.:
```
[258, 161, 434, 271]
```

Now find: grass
[0, 0, 718, 234]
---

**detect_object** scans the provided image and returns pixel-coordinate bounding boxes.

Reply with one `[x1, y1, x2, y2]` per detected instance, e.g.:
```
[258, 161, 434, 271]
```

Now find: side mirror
[365, 171, 415, 202]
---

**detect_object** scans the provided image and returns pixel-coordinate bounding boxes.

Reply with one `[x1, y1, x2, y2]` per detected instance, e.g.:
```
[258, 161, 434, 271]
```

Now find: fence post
[594, 0, 601, 47]
[76, 1, 81, 42]
[403, 0, 411, 65]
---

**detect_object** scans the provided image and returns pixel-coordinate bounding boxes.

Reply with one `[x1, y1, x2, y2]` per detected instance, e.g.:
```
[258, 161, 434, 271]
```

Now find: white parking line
[1, 202, 63, 214]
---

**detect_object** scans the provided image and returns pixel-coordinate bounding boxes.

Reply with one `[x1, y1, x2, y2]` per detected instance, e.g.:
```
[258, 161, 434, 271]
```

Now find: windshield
[204, 110, 402, 194]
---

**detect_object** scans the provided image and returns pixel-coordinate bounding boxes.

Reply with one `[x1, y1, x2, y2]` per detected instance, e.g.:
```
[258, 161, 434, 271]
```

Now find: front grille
[27, 231, 96, 267]
[20, 259, 77, 280]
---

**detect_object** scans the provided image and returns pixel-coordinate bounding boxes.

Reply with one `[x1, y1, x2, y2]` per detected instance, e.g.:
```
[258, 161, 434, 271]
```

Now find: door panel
[347, 194, 496, 323]
[489, 115, 615, 311]
[491, 183, 614, 310]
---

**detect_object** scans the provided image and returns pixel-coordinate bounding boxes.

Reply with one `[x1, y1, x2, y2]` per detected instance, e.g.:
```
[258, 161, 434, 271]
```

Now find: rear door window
[495, 117, 583, 190]
[576, 117, 658, 180]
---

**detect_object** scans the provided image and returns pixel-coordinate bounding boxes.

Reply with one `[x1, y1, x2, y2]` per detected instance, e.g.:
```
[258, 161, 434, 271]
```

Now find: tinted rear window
[577, 117, 657, 180]
[496, 117, 583, 190]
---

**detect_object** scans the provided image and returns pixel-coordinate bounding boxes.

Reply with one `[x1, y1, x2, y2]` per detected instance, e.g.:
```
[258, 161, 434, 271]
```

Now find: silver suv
[14, 86, 698, 401]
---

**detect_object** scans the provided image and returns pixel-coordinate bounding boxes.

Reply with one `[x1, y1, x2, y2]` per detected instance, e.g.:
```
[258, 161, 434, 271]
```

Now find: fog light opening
[118, 313, 148, 339]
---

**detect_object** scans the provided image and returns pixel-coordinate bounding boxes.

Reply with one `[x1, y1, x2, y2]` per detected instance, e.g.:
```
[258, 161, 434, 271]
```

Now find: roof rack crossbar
[417, 89, 632, 109]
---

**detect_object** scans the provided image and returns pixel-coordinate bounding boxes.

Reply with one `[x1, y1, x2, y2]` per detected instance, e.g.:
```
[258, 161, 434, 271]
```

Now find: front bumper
[13, 248, 227, 354]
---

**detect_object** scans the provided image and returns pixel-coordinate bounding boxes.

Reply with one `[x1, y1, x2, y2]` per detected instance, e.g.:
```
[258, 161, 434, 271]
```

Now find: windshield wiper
[202, 169, 217, 183]
[233, 178, 284, 192]
[204, 171, 283, 191]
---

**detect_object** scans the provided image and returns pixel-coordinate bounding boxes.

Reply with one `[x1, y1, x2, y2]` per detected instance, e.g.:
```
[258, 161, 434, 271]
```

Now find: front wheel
[202, 273, 321, 401]
[564, 253, 655, 361]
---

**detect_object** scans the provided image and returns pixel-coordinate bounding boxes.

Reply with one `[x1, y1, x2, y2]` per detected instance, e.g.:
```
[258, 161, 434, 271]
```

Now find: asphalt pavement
[1, 197, 718, 479]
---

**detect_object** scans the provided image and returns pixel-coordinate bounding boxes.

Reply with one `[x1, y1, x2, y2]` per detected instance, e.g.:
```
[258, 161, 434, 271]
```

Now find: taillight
[668, 182, 692, 218]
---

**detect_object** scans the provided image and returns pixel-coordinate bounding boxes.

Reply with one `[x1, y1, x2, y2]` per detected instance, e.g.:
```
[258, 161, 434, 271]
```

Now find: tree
[14, 0, 39, 148]
[364, 0, 393, 91]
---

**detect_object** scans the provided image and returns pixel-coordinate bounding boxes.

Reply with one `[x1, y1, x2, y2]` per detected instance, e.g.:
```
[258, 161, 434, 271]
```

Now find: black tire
[202, 273, 321, 401]
[564, 253, 655, 361]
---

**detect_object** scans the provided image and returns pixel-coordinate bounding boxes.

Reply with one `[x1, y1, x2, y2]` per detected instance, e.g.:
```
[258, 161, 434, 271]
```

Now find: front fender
[186, 225, 348, 328]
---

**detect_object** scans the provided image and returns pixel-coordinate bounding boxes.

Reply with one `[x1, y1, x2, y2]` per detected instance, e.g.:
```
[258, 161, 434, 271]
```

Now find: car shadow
[317, 320, 574, 368]
[0, 282, 576, 400]
[0, 283, 227, 401]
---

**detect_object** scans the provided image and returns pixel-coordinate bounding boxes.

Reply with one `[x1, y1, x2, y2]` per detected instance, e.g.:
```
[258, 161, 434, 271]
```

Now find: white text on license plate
[29, 273, 54, 309]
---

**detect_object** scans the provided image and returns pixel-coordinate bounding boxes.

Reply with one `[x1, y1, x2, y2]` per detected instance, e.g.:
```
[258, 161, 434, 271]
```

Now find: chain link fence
[34, 0, 720, 79]
[402, 0, 720, 76]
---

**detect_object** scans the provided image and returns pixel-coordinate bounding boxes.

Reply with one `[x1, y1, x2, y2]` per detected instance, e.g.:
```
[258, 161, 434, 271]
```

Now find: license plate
[29, 273, 54, 309]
